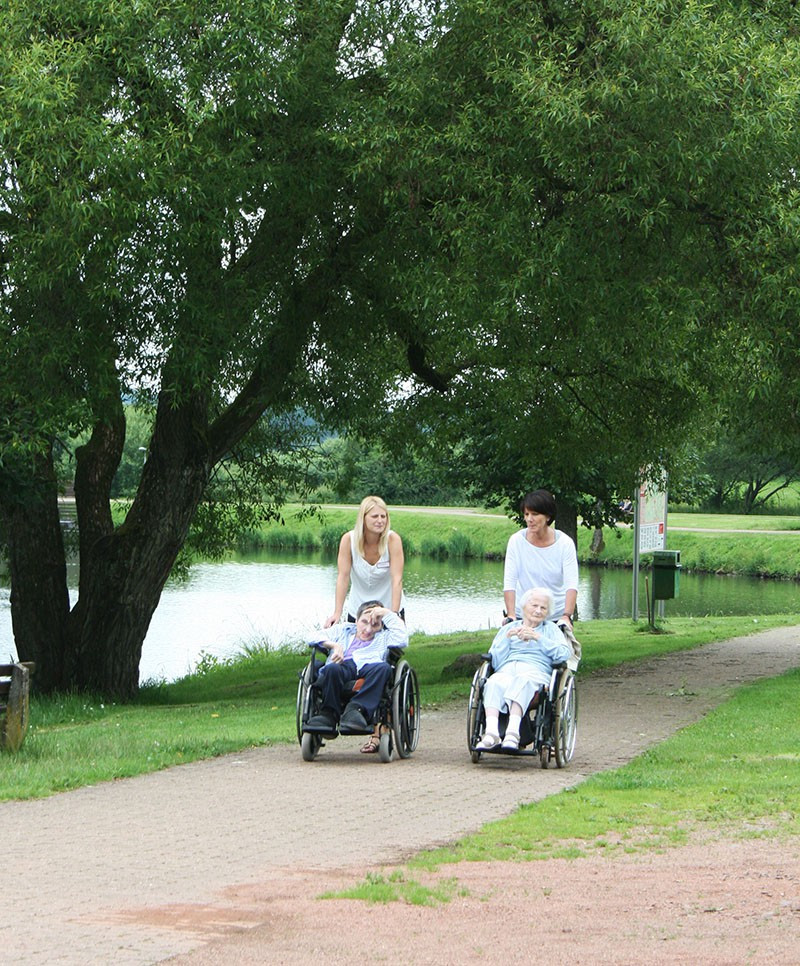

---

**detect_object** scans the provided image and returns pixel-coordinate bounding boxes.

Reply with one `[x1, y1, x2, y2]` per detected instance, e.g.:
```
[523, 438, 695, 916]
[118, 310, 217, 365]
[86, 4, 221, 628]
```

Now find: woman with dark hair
[502, 489, 579, 628]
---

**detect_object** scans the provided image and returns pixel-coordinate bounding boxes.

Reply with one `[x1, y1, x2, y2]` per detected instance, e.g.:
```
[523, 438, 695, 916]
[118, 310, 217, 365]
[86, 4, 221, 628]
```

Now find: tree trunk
[556, 499, 578, 547]
[64, 512, 204, 697]
[64, 393, 211, 698]
[1, 391, 213, 699]
[0, 449, 71, 693]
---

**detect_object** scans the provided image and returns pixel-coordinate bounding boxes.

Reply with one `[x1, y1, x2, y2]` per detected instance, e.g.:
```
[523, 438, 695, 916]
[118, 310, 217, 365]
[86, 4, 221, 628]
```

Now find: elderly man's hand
[362, 605, 388, 629]
[327, 642, 345, 664]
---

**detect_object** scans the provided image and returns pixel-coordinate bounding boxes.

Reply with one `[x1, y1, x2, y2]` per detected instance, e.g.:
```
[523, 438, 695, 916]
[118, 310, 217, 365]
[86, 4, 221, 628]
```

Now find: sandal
[360, 734, 380, 754]
[476, 733, 500, 750]
[501, 732, 520, 751]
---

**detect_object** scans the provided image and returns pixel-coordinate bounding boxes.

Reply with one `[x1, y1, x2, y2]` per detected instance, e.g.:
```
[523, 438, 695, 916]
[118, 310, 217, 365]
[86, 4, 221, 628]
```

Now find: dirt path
[3, 626, 799, 965]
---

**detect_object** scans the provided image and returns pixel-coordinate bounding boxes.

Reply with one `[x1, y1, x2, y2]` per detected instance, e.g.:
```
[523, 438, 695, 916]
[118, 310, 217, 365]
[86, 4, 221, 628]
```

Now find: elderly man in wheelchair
[467, 586, 579, 768]
[298, 599, 419, 762]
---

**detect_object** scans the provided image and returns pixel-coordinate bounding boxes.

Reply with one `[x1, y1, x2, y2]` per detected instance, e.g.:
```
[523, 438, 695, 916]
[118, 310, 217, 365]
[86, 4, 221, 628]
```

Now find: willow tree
[2, 0, 799, 696]
[0, 0, 454, 696]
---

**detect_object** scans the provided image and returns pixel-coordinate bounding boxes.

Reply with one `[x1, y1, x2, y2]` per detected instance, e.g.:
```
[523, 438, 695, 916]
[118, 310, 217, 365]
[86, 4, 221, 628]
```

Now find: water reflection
[2, 550, 799, 684]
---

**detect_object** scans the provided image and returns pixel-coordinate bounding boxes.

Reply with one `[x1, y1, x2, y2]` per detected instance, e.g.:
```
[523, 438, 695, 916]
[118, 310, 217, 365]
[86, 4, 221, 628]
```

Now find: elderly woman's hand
[508, 625, 541, 642]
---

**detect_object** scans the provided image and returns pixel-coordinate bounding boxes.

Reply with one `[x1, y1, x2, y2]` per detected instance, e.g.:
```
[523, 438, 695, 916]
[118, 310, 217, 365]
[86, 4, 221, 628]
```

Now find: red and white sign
[637, 480, 667, 554]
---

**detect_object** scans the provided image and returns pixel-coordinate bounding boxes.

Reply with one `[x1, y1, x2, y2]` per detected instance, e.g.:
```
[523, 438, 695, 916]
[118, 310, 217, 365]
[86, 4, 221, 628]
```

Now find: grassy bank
[3, 613, 799, 802]
[237, 505, 516, 558]
[237, 504, 800, 579]
[585, 525, 800, 579]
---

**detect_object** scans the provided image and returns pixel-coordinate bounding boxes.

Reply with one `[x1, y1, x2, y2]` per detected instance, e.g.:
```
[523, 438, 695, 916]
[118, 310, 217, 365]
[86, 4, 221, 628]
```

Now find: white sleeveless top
[346, 529, 405, 616]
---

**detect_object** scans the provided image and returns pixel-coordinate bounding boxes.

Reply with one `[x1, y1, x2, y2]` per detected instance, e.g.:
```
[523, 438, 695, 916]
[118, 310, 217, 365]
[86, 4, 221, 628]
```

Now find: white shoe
[501, 732, 520, 750]
[476, 733, 500, 750]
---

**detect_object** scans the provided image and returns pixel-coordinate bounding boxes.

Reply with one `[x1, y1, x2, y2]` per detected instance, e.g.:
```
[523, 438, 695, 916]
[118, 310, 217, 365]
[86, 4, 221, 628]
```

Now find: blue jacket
[307, 612, 408, 672]
[488, 619, 572, 676]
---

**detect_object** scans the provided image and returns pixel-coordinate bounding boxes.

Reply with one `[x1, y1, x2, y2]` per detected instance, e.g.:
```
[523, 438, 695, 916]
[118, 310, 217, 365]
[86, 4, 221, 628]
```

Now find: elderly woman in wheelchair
[468, 587, 579, 767]
[298, 599, 420, 762]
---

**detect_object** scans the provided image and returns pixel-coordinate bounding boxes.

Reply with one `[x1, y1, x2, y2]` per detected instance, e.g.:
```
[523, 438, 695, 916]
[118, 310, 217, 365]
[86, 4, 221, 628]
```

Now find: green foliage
[700, 429, 800, 514]
[4, 0, 800, 697]
[312, 436, 473, 507]
[346, 0, 800, 523]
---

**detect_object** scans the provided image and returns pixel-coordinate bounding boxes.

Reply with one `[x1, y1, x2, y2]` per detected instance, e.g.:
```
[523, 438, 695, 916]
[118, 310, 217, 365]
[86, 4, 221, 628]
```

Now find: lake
[2, 549, 799, 683]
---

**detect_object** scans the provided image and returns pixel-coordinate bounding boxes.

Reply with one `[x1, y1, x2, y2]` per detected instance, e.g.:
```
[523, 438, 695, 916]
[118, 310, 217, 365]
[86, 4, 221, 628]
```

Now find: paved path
[3, 627, 799, 965]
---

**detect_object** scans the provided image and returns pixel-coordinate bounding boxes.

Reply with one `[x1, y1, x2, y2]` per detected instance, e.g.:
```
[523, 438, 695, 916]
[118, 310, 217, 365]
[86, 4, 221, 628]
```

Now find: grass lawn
[413, 665, 800, 868]
[3, 613, 799, 802]
[669, 512, 800, 531]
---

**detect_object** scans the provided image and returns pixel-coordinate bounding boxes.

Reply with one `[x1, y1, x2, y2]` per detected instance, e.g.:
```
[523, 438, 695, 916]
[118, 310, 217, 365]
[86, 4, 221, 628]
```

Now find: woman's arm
[388, 531, 405, 613]
[561, 587, 577, 623]
[502, 533, 518, 618]
[324, 532, 352, 628]
[560, 534, 579, 622]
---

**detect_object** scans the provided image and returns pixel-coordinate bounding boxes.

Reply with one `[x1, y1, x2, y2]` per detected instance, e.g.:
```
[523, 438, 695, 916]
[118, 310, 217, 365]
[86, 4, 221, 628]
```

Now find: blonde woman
[324, 496, 405, 628]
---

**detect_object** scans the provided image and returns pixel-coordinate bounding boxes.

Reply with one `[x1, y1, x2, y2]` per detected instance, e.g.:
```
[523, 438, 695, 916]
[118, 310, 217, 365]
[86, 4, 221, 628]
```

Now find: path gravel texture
[2, 626, 799, 965]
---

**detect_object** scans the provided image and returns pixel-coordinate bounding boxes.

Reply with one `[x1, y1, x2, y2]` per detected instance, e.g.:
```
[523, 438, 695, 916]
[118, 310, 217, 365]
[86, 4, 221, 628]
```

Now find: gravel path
[2, 626, 799, 965]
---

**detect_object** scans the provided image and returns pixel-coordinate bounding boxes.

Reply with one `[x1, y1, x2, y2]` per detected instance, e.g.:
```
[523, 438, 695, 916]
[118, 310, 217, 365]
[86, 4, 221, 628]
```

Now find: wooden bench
[0, 662, 35, 752]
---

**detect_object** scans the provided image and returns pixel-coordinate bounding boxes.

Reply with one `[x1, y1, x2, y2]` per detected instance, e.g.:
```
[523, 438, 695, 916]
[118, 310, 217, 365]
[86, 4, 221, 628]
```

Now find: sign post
[632, 474, 668, 621]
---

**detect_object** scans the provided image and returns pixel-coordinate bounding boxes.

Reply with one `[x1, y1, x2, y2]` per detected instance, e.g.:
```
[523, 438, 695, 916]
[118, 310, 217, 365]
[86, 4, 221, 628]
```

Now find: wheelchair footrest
[303, 724, 338, 738]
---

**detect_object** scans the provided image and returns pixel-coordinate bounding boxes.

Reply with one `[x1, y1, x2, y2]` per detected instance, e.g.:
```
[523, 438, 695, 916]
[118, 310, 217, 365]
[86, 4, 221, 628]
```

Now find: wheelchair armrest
[308, 643, 330, 657]
[553, 659, 579, 673]
[387, 646, 406, 664]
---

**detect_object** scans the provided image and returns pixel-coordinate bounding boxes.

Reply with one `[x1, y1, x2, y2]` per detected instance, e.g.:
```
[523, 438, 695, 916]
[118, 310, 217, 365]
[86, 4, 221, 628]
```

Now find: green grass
[320, 869, 467, 906]
[410, 667, 800, 872]
[237, 505, 516, 559]
[236, 503, 800, 577]
[669, 512, 800, 530]
[3, 614, 799, 801]
[582, 525, 800, 578]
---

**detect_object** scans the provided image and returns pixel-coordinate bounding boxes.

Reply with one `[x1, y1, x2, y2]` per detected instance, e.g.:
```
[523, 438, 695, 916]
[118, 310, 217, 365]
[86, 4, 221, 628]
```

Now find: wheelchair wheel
[296, 659, 316, 745]
[301, 730, 322, 762]
[379, 729, 393, 763]
[391, 659, 420, 758]
[554, 671, 578, 768]
[466, 660, 490, 763]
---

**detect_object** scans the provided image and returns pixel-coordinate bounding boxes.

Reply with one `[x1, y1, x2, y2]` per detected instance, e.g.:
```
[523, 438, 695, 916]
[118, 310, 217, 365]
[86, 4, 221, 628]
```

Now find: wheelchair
[296, 645, 420, 763]
[466, 655, 578, 768]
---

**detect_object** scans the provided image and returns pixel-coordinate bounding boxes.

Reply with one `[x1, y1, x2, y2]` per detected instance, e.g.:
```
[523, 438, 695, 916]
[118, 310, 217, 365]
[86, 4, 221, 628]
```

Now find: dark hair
[357, 599, 383, 617]
[521, 489, 557, 525]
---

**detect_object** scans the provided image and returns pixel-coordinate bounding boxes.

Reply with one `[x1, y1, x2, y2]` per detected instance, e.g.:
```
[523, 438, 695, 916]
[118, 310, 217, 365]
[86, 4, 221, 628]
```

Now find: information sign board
[637, 481, 667, 554]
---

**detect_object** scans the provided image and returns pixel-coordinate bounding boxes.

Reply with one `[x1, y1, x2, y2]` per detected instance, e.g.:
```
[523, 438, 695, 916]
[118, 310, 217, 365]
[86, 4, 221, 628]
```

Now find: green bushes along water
[236, 505, 800, 579]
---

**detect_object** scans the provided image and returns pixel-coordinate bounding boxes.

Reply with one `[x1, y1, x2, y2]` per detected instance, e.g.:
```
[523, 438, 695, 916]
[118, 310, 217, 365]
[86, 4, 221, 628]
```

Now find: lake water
[2, 549, 799, 683]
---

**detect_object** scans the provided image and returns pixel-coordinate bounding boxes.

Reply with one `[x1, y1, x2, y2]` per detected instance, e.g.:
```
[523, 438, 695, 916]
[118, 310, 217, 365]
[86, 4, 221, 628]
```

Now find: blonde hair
[354, 495, 390, 558]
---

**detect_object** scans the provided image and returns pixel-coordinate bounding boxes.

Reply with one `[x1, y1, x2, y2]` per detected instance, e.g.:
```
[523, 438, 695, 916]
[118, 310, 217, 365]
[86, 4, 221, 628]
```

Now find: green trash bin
[651, 550, 681, 600]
